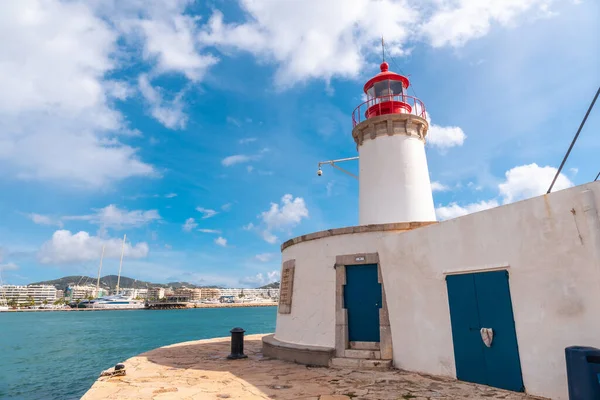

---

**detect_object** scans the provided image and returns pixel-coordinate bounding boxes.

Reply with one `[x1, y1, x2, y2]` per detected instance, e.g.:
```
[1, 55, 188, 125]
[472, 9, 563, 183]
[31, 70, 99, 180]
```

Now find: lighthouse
[352, 62, 436, 225]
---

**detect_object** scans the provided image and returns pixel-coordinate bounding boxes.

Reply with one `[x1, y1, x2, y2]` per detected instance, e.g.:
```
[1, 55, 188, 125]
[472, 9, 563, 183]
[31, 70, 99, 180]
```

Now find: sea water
[0, 307, 276, 400]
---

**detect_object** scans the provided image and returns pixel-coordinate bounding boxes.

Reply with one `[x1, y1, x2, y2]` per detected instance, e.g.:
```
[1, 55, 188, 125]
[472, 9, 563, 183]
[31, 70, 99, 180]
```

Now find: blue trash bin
[565, 346, 600, 400]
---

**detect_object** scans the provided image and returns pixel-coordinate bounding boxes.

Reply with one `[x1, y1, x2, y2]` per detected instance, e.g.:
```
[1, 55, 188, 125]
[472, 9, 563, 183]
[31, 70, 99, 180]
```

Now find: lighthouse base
[265, 182, 600, 400]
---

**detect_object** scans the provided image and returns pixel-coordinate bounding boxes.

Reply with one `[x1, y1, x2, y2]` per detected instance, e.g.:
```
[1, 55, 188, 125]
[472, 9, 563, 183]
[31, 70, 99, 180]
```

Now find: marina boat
[76, 234, 145, 310]
[77, 294, 145, 309]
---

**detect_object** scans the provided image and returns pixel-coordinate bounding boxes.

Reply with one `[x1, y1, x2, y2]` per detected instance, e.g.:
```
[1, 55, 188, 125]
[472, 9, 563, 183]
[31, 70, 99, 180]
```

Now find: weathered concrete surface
[82, 334, 544, 400]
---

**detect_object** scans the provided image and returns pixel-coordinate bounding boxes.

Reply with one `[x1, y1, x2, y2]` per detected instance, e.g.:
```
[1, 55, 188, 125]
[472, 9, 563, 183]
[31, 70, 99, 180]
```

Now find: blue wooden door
[344, 264, 382, 342]
[446, 270, 524, 392]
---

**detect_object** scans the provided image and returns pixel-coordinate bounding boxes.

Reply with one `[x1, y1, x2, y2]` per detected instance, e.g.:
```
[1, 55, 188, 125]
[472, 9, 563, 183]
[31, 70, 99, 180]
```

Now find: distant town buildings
[174, 288, 202, 301]
[0, 285, 59, 306]
[118, 288, 148, 299]
[66, 285, 109, 301]
[147, 287, 165, 300]
[0, 283, 280, 307]
[200, 288, 221, 299]
[219, 288, 280, 299]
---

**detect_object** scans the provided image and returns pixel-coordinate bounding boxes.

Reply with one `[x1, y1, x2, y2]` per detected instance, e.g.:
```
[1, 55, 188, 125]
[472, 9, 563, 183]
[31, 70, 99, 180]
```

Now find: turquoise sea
[0, 307, 277, 400]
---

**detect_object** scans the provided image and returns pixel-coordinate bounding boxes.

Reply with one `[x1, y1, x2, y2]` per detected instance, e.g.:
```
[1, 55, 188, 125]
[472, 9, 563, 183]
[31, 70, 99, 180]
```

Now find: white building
[0, 285, 58, 305]
[66, 285, 109, 301]
[148, 287, 165, 300]
[119, 288, 148, 299]
[262, 62, 600, 400]
[174, 288, 202, 301]
[200, 288, 221, 299]
[218, 288, 279, 299]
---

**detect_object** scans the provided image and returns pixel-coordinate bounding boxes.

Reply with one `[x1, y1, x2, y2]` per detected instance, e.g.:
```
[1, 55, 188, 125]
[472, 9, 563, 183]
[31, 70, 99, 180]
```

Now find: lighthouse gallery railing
[352, 94, 427, 128]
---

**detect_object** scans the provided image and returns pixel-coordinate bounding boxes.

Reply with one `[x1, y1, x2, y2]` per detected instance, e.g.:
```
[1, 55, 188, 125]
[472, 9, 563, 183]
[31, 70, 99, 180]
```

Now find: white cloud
[65, 205, 161, 230]
[226, 116, 242, 127]
[0, 262, 19, 271]
[255, 253, 276, 262]
[221, 154, 259, 166]
[261, 194, 309, 231]
[434, 163, 574, 221]
[165, 193, 178, 198]
[431, 181, 450, 192]
[261, 230, 279, 244]
[214, 237, 227, 247]
[198, 228, 221, 234]
[0, 0, 155, 188]
[27, 213, 64, 228]
[239, 137, 257, 144]
[221, 203, 233, 211]
[499, 163, 573, 204]
[38, 230, 149, 264]
[122, 5, 217, 81]
[421, 0, 556, 48]
[427, 125, 467, 149]
[138, 74, 187, 129]
[436, 199, 500, 220]
[199, 1, 417, 87]
[254, 194, 309, 244]
[182, 218, 198, 232]
[239, 270, 280, 287]
[198, 0, 558, 87]
[243, 223, 255, 231]
[411, 105, 466, 151]
[326, 181, 335, 197]
[104, 80, 134, 100]
[196, 207, 218, 219]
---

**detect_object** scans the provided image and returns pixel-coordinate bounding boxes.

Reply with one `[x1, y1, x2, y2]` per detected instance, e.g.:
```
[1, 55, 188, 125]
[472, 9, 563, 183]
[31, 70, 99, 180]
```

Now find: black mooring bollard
[227, 327, 248, 360]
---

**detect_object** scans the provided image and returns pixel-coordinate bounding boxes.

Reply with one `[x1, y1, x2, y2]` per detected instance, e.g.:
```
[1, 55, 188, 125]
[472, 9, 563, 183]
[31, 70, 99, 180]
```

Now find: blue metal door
[446, 270, 524, 392]
[344, 264, 382, 342]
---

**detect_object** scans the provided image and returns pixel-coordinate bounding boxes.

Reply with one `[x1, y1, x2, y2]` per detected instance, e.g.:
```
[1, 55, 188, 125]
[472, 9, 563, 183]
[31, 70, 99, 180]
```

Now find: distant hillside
[30, 275, 220, 290]
[259, 281, 280, 289]
[31, 275, 271, 290]
[30, 275, 97, 290]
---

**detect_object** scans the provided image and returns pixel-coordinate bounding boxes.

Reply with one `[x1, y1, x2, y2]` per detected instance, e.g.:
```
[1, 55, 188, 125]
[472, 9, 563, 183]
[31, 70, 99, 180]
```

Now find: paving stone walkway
[82, 334, 543, 400]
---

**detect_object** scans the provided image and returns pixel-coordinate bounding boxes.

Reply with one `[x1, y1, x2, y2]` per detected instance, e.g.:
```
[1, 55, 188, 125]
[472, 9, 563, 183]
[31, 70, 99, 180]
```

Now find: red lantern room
[352, 62, 427, 127]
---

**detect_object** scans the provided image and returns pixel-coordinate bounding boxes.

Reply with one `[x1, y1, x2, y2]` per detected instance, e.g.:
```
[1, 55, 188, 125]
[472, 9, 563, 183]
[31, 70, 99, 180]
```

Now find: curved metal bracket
[317, 156, 359, 180]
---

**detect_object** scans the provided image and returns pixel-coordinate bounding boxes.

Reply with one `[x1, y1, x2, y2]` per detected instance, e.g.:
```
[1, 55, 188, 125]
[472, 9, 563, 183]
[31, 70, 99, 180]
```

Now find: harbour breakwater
[2, 302, 278, 312]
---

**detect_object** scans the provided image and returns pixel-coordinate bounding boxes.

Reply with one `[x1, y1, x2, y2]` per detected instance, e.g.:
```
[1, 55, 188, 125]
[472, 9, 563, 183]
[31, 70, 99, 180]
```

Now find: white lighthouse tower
[352, 61, 436, 225]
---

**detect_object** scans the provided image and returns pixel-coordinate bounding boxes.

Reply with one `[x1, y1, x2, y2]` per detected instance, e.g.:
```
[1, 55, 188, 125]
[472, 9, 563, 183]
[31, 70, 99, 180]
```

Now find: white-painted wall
[276, 182, 600, 400]
[275, 231, 384, 348]
[358, 134, 436, 225]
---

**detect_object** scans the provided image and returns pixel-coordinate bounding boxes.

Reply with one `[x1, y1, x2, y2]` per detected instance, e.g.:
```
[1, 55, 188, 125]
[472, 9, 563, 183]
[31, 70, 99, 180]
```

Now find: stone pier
[82, 334, 544, 400]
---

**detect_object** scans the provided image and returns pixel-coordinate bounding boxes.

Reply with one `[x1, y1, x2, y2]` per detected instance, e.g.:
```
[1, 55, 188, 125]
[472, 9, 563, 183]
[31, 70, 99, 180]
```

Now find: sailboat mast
[116, 234, 126, 294]
[96, 245, 105, 297]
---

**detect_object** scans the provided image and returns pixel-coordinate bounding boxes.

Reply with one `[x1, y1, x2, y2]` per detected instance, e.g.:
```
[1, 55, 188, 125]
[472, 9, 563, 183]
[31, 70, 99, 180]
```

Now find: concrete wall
[276, 231, 384, 348]
[359, 133, 436, 225]
[275, 182, 600, 400]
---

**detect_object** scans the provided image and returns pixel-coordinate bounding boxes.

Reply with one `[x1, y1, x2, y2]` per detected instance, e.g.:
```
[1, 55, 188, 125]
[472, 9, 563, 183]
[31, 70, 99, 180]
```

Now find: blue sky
[0, 0, 598, 287]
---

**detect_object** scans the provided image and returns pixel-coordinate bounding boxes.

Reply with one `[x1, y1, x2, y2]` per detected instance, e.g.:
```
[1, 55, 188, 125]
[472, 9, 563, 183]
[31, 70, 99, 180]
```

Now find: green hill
[30, 275, 97, 290]
[31, 275, 225, 290]
[259, 281, 280, 289]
